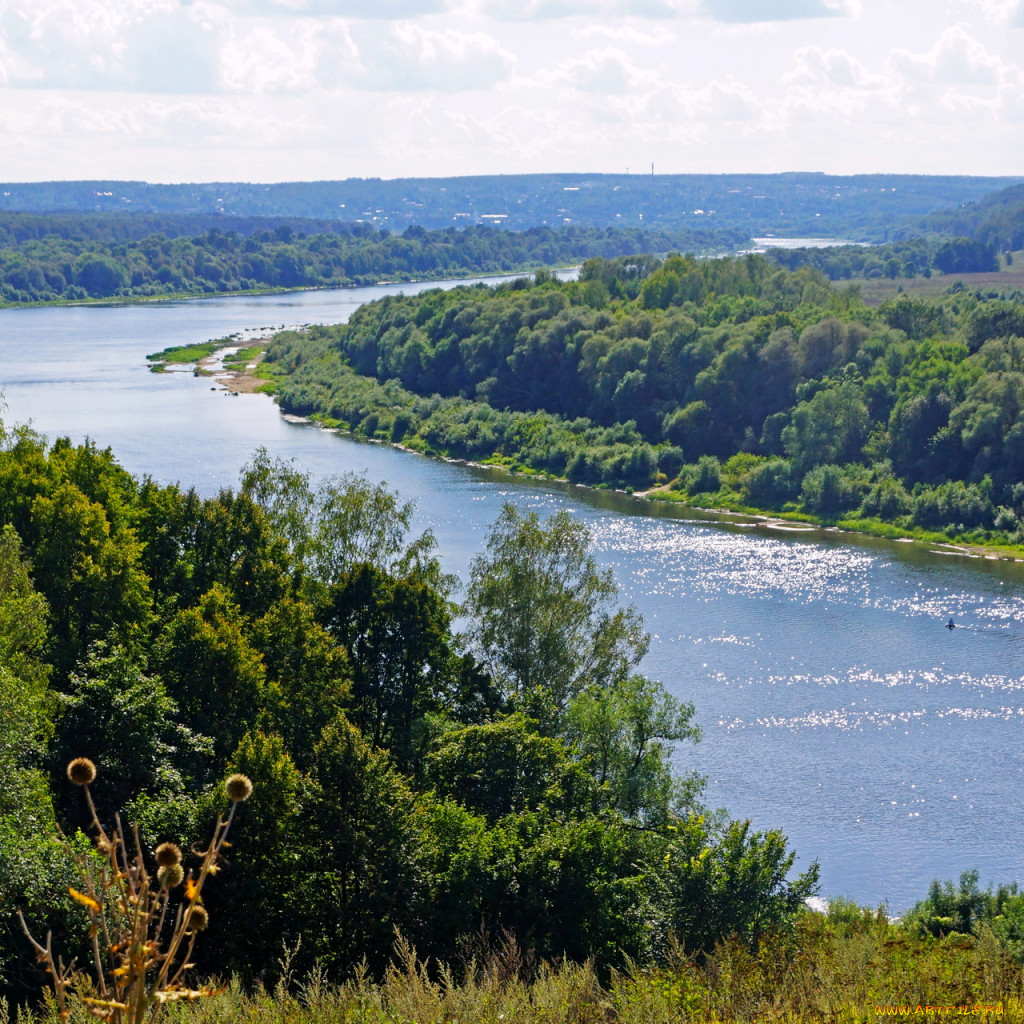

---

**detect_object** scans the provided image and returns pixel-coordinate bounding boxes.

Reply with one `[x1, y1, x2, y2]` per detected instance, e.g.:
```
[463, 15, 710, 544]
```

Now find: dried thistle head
[187, 905, 209, 932]
[66, 758, 97, 786]
[157, 864, 184, 889]
[224, 774, 253, 803]
[154, 842, 182, 867]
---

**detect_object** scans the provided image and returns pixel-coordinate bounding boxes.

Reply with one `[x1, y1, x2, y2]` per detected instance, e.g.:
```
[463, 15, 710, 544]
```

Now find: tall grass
[15, 906, 1024, 1024]
[15, 764, 1023, 1023]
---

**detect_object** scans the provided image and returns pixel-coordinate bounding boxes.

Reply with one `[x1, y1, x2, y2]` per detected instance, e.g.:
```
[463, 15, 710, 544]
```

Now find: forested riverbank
[0, 215, 741, 305]
[247, 253, 1024, 553]
[9, 263, 1024, 1020]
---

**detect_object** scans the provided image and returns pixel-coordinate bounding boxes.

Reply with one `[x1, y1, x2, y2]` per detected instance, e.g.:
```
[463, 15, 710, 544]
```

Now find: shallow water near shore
[2, 280, 1024, 911]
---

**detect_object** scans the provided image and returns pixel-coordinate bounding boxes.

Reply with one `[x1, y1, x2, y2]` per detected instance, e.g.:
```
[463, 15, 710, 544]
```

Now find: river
[2, 281, 1023, 912]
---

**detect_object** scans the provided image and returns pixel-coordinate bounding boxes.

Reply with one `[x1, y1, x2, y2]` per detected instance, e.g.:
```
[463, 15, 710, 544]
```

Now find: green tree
[0, 525, 70, 1003]
[247, 596, 350, 767]
[0, 523, 49, 697]
[659, 816, 820, 954]
[464, 504, 647, 727]
[567, 674, 702, 824]
[800, 464, 858, 516]
[319, 562, 481, 766]
[52, 645, 212, 822]
[75, 253, 129, 296]
[903, 869, 990, 938]
[156, 585, 267, 761]
[783, 381, 870, 473]
[240, 450, 446, 593]
[304, 715, 424, 972]
[425, 714, 589, 822]
[201, 731, 308, 980]
[29, 481, 153, 677]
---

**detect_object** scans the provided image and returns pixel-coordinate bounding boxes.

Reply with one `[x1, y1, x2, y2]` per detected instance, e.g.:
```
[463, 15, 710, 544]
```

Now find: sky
[0, 0, 1022, 183]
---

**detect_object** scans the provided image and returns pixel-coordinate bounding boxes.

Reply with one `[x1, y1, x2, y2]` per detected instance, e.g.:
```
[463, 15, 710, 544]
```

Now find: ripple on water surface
[575, 512, 1024, 906]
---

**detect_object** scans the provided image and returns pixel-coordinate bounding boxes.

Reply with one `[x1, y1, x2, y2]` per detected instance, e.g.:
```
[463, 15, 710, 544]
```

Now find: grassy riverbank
[12, 907, 1024, 1024]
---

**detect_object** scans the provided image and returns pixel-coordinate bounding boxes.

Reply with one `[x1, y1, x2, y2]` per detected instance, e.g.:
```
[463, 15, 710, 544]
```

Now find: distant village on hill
[1, 172, 1019, 240]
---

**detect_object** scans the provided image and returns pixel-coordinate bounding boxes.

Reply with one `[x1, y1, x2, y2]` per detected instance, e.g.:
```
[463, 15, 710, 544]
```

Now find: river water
[2, 281, 1023, 912]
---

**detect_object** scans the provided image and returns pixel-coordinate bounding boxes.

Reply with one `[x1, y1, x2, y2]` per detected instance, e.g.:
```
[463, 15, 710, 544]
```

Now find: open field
[855, 255, 1024, 304]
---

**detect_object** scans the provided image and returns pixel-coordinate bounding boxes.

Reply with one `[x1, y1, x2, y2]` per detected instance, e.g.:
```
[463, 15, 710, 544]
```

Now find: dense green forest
[766, 235, 1006, 281]
[5, 174, 1024, 305]
[8, 182, 1024, 1019]
[0, 421, 823, 1006]
[765, 181, 1024, 281]
[255, 253, 1024, 549]
[0, 218, 741, 303]
[0, 212, 365, 247]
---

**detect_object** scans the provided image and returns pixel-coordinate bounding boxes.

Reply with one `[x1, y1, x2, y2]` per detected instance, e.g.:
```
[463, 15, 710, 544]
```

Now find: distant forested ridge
[1, 172, 1017, 237]
[260, 253, 1024, 548]
[920, 182, 1024, 252]
[766, 234, 1003, 281]
[748, 180, 1024, 282]
[4, 173, 1024, 303]
[0, 218, 742, 303]
[0, 211, 365, 246]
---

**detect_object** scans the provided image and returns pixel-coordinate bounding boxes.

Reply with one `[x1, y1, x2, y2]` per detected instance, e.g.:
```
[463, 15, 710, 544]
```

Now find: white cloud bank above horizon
[0, 0, 1021, 180]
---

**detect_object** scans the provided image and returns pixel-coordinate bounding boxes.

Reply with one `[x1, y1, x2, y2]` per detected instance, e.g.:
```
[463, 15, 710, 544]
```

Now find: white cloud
[220, 20, 330, 93]
[888, 26, 1010, 85]
[475, 0, 857, 20]
[349, 24, 514, 91]
[996, 79, 1024, 119]
[576, 23, 675, 44]
[939, 85, 999, 119]
[0, 0, 514, 97]
[0, 0, 1021, 180]
[221, 0, 448, 18]
[547, 48, 650, 93]
[951, 0, 1024, 25]
[0, 0, 225, 92]
[785, 45, 880, 87]
[698, 0, 858, 22]
[692, 75, 763, 119]
[472, 0, 603, 20]
[4, 91, 294, 146]
[626, 75, 763, 125]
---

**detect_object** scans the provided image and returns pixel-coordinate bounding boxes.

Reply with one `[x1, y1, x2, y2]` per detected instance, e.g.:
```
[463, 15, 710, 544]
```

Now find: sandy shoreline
[197, 339, 271, 394]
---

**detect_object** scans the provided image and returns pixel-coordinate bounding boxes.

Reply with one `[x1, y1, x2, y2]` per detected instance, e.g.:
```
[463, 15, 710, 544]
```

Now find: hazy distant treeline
[0, 172, 1015, 235]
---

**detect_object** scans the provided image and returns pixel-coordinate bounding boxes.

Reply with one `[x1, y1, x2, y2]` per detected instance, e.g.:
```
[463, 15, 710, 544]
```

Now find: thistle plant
[18, 758, 253, 1023]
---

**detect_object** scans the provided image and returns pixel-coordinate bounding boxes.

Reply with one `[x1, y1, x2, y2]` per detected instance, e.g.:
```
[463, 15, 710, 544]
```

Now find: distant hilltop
[1, 173, 1020, 241]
